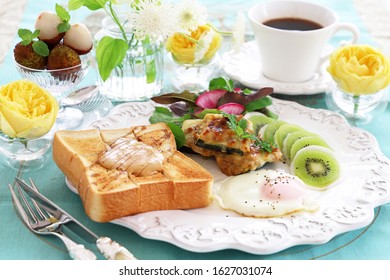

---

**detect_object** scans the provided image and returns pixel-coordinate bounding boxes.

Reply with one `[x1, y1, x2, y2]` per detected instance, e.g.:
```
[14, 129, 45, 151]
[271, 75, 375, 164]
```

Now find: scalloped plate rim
[65, 98, 390, 255]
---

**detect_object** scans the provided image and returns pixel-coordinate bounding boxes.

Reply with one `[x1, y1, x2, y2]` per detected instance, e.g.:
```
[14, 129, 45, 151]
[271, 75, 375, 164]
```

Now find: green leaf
[194, 108, 221, 119]
[148, 107, 190, 148]
[56, 4, 70, 22]
[96, 36, 128, 81]
[57, 22, 71, 33]
[242, 88, 252, 95]
[68, 0, 85, 10]
[209, 77, 234, 92]
[146, 59, 156, 84]
[262, 108, 279, 120]
[32, 41, 50, 57]
[155, 106, 172, 115]
[167, 123, 186, 148]
[149, 107, 173, 124]
[151, 90, 198, 106]
[18, 29, 33, 43]
[20, 40, 30, 46]
[245, 97, 272, 112]
[31, 30, 40, 39]
[84, 0, 107, 10]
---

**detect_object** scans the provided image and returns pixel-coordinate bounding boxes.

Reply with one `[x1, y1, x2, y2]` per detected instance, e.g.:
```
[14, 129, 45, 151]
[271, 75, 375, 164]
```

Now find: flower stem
[178, 32, 199, 44]
[207, 23, 232, 36]
[353, 95, 360, 116]
[107, 2, 128, 43]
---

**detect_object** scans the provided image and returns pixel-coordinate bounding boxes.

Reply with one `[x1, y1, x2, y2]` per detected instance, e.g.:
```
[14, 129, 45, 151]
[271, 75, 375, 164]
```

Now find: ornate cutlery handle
[96, 237, 137, 260]
[55, 232, 97, 260]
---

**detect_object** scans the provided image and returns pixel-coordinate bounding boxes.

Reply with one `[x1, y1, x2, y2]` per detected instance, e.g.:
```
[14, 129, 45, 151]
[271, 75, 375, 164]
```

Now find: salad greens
[149, 76, 278, 149]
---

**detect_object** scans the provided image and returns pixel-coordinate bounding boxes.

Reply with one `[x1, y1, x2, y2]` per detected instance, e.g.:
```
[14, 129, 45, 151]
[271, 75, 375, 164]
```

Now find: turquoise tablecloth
[1, 0, 390, 260]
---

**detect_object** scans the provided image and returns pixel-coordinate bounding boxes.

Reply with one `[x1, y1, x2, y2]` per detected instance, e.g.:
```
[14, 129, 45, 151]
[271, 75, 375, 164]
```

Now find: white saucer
[221, 40, 332, 95]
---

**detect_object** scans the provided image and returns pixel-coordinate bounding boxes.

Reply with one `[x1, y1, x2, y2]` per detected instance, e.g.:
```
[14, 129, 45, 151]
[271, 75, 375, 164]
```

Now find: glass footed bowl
[15, 53, 92, 130]
[0, 131, 53, 172]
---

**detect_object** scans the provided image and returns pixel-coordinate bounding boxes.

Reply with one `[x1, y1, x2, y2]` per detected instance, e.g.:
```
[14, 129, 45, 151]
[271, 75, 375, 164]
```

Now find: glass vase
[95, 16, 164, 102]
[325, 83, 388, 124]
[0, 131, 53, 172]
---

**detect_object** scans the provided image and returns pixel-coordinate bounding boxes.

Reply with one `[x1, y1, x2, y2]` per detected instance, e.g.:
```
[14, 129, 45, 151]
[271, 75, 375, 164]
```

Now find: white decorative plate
[222, 41, 332, 95]
[67, 99, 390, 254]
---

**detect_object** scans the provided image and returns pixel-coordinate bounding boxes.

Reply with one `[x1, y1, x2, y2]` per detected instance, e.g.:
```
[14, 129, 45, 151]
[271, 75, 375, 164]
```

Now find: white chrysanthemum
[232, 10, 246, 52]
[194, 29, 215, 63]
[129, 1, 177, 40]
[175, 0, 208, 33]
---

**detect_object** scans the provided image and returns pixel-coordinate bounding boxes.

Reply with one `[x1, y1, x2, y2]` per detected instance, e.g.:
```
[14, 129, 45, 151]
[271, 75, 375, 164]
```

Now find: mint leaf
[18, 29, 33, 43]
[18, 28, 32, 38]
[209, 77, 234, 92]
[20, 40, 30, 46]
[56, 4, 70, 22]
[57, 22, 71, 33]
[96, 36, 128, 81]
[32, 30, 40, 38]
[32, 40, 50, 57]
[68, 0, 85, 10]
[18, 29, 41, 46]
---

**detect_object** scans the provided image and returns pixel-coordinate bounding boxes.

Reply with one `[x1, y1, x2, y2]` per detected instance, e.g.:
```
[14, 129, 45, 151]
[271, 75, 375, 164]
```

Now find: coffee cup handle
[317, 23, 360, 71]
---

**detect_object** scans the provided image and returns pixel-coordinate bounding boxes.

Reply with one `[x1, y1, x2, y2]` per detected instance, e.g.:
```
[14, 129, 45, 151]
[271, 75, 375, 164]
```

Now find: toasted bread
[52, 123, 214, 222]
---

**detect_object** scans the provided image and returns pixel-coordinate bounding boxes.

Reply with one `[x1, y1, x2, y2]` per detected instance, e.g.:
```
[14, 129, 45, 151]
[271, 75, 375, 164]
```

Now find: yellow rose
[327, 44, 390, 95]
[166, 25, 222, 65]
[0, 80, 59, 139]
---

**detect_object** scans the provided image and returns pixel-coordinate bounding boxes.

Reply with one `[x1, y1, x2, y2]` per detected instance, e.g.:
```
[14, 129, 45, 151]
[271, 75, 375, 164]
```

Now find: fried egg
[215, 169, 319, 217]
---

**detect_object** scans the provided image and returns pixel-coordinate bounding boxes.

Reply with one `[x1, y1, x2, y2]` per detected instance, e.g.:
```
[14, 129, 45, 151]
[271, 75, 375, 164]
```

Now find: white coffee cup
[248, 0, 360, 83]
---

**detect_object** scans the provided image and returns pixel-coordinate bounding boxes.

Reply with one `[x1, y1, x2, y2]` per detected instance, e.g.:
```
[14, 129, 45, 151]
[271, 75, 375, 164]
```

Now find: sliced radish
[218, 102, 245, 114]
[195, 89, 226, 109]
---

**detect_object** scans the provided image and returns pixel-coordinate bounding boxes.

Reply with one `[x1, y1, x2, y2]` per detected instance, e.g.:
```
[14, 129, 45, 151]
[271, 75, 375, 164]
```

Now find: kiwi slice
[291, 145, 340, 188]
[262, 120, 286, 143]
[283, 130, 316, 161]
[247, 115, 276, 135]
[274, 123, 303, 150]
[290, 135, 330, 161]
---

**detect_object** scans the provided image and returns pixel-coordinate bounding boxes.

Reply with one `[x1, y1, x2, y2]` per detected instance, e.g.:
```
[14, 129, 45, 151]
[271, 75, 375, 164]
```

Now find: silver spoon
[61, 85, 99, 107]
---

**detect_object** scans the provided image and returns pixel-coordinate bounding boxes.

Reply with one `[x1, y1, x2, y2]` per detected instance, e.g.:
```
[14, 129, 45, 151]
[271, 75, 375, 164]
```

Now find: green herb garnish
[55, 4, 71, 33]
[223, 112, 274, 153]
[17, 29, 50, 57]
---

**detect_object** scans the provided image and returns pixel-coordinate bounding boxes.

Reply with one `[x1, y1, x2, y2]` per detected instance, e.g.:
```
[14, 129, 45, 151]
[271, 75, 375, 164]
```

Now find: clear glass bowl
[15, 53, 91, 130]
[0, 131, 53, 172]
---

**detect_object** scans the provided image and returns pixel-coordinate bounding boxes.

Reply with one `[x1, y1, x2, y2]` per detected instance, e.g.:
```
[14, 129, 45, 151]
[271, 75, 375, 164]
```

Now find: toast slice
[52, 123, 214, 222]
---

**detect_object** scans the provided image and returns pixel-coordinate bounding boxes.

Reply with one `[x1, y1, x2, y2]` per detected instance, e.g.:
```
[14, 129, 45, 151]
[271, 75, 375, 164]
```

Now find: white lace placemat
[354, 0, 390, 55]
[0, 0, 27, 65]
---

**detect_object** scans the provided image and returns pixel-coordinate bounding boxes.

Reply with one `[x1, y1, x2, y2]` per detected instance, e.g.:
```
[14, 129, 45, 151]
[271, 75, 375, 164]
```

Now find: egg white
[214, 169, 319, 218]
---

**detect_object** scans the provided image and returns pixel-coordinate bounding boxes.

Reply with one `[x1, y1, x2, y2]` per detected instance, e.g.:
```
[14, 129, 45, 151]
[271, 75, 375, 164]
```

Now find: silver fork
[9, 179, 97, 260]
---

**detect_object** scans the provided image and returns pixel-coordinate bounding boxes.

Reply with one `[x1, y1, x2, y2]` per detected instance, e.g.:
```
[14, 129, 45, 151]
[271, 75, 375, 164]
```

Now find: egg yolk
[261, 174, 305, 201]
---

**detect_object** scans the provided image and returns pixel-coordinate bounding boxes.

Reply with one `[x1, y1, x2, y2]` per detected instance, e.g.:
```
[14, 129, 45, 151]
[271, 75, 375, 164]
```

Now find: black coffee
[263, 17, 323, 31]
